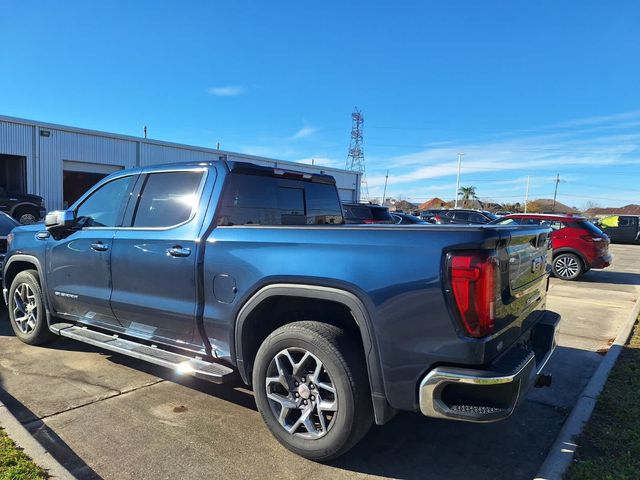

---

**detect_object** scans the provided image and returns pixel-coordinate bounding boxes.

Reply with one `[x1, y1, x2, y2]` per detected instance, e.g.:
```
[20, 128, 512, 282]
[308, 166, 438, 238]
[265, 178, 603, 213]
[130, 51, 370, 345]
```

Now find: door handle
[91, 242, 109, 252]
[167, 246, 191, 257]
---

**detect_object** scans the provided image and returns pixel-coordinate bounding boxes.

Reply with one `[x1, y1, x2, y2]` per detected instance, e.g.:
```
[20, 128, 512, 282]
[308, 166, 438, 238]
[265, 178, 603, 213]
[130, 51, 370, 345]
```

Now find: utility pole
[382, 170, 389, 206]
[143, 126, 147, 139]
[552, 173, 560, 212]
[524, 175, 530, 213]
[346, 108, 369, 201]
[454, 153, 463, 209]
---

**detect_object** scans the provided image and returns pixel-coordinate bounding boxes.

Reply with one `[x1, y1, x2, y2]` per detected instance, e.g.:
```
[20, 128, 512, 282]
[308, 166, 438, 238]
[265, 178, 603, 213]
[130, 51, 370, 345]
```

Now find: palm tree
[458, 186, 480, 208]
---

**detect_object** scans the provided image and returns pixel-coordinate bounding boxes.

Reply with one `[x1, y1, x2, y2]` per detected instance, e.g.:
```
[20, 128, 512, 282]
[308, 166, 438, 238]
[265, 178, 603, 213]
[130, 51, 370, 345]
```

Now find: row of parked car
[342, 202, 640, 281]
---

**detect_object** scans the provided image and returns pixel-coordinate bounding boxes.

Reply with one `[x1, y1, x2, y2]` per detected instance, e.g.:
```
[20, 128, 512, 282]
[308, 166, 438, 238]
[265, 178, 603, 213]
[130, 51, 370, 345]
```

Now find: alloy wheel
[555, 256, 580, 278]
[19, 213, 37, 225]
[13, 283, 38, 334]
[265, 347, 338, 439]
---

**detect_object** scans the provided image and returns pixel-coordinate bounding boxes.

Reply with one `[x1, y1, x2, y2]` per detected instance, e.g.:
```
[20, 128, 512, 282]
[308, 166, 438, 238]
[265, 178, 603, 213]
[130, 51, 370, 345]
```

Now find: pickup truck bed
[3, 160, 559, 461]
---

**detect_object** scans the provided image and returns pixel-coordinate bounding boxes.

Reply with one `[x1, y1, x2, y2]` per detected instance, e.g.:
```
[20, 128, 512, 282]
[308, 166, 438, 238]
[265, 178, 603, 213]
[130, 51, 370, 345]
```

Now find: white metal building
[0, 115, 360, 212]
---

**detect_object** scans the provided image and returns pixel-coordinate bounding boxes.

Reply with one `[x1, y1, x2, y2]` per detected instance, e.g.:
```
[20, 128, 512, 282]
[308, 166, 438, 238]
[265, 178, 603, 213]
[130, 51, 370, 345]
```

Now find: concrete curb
[534, 292, 640, 480]
[0, 395, 75, 479]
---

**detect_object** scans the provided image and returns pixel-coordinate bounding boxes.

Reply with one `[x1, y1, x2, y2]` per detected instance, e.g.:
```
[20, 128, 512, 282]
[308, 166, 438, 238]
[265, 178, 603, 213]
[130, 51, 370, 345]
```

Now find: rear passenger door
[109, 168, 210, 346]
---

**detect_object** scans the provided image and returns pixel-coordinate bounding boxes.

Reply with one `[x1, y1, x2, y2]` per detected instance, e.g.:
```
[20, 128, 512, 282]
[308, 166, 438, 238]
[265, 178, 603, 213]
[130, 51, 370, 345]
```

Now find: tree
[458, 186, 480, 208]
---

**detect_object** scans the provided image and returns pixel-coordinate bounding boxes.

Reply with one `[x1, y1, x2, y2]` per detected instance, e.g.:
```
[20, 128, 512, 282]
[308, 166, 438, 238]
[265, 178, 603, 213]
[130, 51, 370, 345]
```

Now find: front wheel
[8, 270, 55, 345]
[552, 253, 584, 281]
[253, 321, 373, 461]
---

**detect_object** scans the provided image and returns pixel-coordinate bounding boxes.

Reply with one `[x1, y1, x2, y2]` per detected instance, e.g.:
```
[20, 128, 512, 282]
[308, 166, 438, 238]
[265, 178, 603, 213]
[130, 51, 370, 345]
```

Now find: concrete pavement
[0, 243, 638, 480]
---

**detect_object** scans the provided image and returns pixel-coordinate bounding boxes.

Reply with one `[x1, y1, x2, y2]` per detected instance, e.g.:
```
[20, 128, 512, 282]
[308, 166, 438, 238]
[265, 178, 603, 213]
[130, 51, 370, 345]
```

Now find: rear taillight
[434, 215, 441, 222]
[448, 252, 497, 338]
[580, 235, 603, 242]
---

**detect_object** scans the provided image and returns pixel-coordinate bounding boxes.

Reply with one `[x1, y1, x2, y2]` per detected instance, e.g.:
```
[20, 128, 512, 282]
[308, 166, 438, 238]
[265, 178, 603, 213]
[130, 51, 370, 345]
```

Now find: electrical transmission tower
[346, 107, 369, 202]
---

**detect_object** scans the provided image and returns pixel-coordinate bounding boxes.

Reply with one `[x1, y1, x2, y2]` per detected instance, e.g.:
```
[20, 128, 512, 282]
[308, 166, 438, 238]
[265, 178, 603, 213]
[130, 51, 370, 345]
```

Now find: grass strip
[566, 319, 640, 479]
[0, 427, 47, 480]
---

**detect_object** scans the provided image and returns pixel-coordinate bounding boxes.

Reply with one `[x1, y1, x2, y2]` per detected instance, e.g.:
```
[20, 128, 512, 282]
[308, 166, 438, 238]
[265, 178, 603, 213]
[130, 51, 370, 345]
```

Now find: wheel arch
[9, 202, 40, 216]
[234, 283, 395, 424]
[3, 255, 53, 315]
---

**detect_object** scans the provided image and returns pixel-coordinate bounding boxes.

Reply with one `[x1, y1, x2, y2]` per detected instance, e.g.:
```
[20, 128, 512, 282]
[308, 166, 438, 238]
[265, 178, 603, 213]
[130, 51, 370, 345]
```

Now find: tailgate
[493, 225, 552, 337]
[502, 227, 551, 292]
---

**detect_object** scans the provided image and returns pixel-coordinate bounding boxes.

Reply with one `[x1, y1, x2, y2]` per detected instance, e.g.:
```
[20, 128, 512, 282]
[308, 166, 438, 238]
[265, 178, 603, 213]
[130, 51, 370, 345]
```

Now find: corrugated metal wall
[0, 117, 359, 210]
[140, 143, 216, 166]
[0, 120, 34, 192]
[38, 129, 137, 210]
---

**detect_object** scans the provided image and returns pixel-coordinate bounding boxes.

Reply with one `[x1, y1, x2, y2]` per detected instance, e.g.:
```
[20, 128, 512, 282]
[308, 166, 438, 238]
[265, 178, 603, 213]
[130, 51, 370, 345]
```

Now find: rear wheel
[253, 321, 373, 461]
[552, 253, 584, 281]
[8, 270, 55, 345]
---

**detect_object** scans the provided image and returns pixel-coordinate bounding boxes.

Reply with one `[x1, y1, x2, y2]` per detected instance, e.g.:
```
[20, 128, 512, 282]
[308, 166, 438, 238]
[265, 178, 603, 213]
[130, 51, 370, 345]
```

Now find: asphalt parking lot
[0, 243, 638, 480]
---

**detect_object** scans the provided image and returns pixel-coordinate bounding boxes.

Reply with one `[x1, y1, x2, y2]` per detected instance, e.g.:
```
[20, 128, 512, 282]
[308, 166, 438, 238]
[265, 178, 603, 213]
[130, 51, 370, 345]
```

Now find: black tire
[552, 253, 584, 281]
[7, 270, 55, 345]
[13, 206, 39, 225]
[253, 321, 373, 461]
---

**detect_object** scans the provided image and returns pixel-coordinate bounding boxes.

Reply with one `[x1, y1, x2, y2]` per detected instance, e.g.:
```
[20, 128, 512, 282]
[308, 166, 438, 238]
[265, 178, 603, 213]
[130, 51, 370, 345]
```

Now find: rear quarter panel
[202, 224, 548, 411]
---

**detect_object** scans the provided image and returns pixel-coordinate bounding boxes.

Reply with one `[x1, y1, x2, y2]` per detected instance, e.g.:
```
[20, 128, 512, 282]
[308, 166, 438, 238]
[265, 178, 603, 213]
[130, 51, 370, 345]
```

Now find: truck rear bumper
[418, 310, 559, 423]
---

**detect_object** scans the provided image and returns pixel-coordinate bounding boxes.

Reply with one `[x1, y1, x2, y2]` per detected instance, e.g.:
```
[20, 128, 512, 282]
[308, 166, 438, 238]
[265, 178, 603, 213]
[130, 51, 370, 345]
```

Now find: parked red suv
[491, 213, 612, 280]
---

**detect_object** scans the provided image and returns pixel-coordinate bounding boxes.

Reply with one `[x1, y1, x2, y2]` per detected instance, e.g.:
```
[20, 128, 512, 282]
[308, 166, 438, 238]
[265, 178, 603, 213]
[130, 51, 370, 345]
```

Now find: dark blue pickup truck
[3, 160, 559, 460]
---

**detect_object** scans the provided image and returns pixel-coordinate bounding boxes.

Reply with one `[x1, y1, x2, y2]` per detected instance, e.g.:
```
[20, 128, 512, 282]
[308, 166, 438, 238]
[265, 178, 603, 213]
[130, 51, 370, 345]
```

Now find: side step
[50, 323, 234, 383]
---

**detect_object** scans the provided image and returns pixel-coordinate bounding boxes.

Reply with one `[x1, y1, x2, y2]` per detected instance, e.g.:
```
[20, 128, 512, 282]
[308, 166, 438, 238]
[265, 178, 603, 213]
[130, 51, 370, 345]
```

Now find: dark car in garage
[0, 188, 46, 224]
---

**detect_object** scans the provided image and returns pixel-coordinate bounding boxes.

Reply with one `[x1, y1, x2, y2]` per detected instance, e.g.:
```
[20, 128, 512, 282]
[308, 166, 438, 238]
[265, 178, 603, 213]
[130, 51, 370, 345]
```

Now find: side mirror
[45, 210, 76, 230]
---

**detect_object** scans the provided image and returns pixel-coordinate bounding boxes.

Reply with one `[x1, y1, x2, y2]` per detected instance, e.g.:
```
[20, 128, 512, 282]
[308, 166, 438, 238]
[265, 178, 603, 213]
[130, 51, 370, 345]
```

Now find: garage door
[63, 161, 123, 208]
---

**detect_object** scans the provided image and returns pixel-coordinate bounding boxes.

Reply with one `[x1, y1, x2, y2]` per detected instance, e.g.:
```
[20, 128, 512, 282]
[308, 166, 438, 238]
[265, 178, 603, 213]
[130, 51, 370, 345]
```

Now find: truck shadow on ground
[0, 374, 104, 479]
[0, 312, 600, 480]
[0, 313, 606, 480]
[580, 270, 640, 286]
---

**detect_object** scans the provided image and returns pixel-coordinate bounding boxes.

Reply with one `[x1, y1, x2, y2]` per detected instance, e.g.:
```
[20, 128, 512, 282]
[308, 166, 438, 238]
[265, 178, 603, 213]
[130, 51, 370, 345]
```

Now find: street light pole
[382, 169, 389, 206]
[552, 173, 560, 212]
[454, 153, 463, 209]
[524, 175, 530, 213]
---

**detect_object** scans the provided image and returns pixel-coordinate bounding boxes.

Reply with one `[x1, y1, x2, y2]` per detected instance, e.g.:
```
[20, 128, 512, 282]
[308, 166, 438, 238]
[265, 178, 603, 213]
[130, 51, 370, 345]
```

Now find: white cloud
[363, 111, 640, 207]
[291, 126, 317, 139]
[206, 86, 245, 97]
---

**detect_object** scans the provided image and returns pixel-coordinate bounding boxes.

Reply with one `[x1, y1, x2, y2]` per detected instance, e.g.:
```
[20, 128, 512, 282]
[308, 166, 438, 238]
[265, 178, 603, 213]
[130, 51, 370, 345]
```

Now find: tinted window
[344, 205, 372, 220]
[76, 175, 134, 227]
[133, 171, 203, 228]
[454, 212, 469, 221]
[469, 213, 487, 223]
[577, 220, 605, 235]
[618, 216, 630, 226]
[278, 187, 305, 225]
[304, 182, 343, 224]
[218, 174, 343, 226]
[371, 207, 393, 221]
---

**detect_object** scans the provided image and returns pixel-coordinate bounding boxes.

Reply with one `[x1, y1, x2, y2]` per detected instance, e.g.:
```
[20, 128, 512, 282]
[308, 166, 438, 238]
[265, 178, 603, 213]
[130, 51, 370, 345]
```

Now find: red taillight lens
[449, 252, 496, 338]
[434, 215, 441, 222]
[580, 234, 603, 242]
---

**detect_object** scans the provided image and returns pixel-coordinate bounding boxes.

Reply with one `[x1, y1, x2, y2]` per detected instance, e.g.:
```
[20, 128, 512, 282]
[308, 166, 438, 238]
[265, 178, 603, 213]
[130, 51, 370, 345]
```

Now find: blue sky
[1, 1, 639, 207]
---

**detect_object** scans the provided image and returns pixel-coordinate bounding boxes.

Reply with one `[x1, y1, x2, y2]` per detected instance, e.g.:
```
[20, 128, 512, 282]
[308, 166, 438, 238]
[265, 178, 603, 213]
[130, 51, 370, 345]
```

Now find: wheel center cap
[297, 383, 311, 400]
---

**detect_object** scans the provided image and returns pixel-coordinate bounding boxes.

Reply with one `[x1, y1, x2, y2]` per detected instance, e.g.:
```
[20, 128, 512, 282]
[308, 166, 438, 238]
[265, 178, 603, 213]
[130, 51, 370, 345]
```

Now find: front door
[110, 169, 208, 346]
[47, 174, 136, 327]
